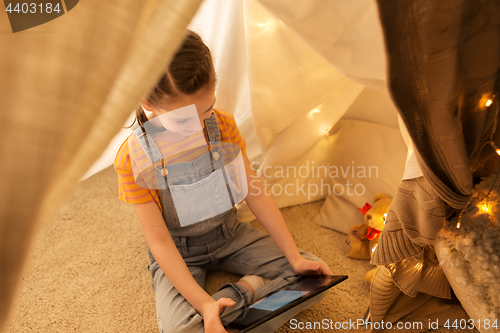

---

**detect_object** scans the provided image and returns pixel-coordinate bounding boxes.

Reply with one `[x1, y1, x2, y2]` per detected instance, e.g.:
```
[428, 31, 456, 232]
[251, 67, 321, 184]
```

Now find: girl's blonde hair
[127, 29, 216, 130]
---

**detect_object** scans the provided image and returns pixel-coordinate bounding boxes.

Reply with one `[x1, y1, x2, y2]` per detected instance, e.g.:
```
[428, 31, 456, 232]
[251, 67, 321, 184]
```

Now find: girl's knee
[156, 313, 204, 333]
[156, 297, 204, 333]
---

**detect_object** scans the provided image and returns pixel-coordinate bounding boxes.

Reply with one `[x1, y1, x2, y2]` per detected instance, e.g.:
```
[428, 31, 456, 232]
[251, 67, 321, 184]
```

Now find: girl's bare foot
[236, 278, 255, 294]
[236, 275, 271, 296]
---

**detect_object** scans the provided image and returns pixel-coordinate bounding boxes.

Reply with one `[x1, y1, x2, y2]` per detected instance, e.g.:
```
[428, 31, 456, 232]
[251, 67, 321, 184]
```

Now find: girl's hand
[291, 256, 332, 276]
[202, 298, 236, 333]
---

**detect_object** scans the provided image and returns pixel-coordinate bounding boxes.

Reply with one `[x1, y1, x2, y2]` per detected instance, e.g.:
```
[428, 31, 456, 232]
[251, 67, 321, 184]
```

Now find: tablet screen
[249, 290, 308, 311]
[221, 275, 347, 332]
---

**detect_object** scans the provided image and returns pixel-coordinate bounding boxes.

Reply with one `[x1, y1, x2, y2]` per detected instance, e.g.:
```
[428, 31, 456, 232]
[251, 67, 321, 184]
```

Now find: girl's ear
[141, 100, 155, 112]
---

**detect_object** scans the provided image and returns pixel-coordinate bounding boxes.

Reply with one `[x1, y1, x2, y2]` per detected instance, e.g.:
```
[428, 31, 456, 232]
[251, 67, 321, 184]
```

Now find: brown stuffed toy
[343, 193, 392, 282]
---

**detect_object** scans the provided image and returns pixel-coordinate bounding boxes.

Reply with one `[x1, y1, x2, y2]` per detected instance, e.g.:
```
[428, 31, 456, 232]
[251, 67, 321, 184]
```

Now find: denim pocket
[169, 168, 234, 227]
[211, 168, 236, 214]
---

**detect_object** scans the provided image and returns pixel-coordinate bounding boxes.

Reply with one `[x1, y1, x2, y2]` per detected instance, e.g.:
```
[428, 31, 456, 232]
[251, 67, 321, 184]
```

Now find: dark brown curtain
[369, 0, 500, 329]
[380, 0, 500, 210]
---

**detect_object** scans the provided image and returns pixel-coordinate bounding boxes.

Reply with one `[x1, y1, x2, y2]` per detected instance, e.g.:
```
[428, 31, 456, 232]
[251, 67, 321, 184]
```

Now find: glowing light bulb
[480, 203, 490, 213]
[457, 221, 461, 229]
[256, 19, 278, 33]
[479, 94, 494, 109]
[309, 109, 320, 119]
[319, 125, 330, 135]
[490, 141, 500, 155]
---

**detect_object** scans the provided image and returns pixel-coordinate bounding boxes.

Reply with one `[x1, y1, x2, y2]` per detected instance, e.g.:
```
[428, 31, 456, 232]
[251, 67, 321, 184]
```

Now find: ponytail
[124, 105, 149, 130]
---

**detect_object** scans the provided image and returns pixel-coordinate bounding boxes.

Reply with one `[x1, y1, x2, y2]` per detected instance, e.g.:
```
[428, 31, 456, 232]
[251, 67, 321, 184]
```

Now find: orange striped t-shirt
[114, 108, 247, 213]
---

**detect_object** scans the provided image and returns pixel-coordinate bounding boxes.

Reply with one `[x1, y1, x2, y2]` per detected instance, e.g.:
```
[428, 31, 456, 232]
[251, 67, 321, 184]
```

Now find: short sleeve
[216, 109, 247, 155]
[229, 120, 247, 155]
[114, 137, 156, 205]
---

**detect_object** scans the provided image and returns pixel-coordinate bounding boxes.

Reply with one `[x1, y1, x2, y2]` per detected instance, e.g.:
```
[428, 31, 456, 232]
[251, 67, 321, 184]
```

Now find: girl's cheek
[163, 120, 182, 132]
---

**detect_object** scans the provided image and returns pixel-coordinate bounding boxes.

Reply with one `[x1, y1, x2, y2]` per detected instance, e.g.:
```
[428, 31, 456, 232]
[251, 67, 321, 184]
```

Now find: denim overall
[132, 112, 330, 333]
[132, 112, 237, 232]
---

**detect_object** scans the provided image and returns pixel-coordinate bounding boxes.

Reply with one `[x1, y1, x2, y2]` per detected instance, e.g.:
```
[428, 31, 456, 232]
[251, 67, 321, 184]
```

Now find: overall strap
[204, 112, 221, 154]
[204, 112, 236, 207]
[131, 122, 162, 163]
[131, 122, 179, 224]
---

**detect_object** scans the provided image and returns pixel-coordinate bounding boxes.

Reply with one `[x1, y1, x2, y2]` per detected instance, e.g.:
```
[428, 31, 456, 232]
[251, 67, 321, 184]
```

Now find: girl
[114, 30, 332, 333]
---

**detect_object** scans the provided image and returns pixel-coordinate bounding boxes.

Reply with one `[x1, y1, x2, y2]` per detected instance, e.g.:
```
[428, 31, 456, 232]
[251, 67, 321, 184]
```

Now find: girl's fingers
[217, 298, 236, 315]
[318, 262, 332, 275]
[223, 298, 237, 307]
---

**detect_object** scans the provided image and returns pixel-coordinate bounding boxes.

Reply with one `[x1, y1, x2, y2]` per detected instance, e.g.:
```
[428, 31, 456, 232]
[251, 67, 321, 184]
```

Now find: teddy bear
[343, 192, 392, 283]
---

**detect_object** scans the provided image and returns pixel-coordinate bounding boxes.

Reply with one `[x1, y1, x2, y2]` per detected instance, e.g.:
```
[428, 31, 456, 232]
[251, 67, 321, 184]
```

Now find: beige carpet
[4, 165, 466, 332]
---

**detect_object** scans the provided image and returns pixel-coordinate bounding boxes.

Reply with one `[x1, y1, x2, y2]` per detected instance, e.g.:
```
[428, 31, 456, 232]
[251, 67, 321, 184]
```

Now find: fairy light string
[457, 84, 499, 229]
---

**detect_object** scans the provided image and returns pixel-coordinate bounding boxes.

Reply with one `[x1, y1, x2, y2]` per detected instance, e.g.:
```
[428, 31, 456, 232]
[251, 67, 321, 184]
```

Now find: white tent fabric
[256, 0, 389, 93]
[221, 0, 408, 232]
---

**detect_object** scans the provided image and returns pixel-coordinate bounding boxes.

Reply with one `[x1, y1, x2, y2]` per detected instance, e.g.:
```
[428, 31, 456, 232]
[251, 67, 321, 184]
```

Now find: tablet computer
[221, 275, 348, 333]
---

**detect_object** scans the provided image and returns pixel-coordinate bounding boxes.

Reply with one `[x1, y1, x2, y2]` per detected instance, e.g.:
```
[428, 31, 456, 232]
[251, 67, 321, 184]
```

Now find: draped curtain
[0, 0, 204, 330]
[369, 0, 500, 328]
